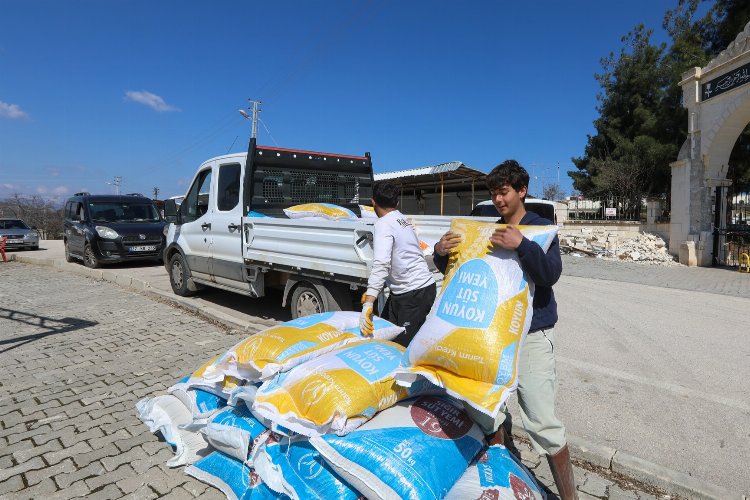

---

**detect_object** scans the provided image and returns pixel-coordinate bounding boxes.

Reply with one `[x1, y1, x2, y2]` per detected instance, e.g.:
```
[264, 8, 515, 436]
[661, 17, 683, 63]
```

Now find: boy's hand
[490, 225, 523, 250]
[435, 231, 462, 256]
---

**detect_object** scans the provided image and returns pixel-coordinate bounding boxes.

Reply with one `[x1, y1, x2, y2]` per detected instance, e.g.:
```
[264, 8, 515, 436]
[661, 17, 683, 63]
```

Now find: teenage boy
[360, 181, 436, 347]
[433, 160, 577, 499]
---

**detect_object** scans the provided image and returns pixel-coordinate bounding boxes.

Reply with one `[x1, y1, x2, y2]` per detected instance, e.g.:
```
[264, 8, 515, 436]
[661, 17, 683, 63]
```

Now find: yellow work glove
[360, 302, 374, 337]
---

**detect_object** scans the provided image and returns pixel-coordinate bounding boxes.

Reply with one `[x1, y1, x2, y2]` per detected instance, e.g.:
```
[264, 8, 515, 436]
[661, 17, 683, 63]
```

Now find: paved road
[0, 262, 667, 499]
[6, 241, 750, 497]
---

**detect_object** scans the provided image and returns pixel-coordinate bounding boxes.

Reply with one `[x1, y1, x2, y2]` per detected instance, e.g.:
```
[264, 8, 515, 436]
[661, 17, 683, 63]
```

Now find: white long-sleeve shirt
[365, 210, 435, 297]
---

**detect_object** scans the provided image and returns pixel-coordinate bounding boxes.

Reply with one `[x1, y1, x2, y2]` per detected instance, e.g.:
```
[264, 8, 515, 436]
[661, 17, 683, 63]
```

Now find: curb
[8, 252, 749, 499]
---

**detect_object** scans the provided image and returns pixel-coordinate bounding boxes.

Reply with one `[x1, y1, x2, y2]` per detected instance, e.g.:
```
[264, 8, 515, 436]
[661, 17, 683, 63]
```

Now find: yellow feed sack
[394, 219, 558, 418]
[283, 203, 358, 221]
[202, 312, 403, 384]
[252, 340, 411, 436]
[359, 204, 377, 219]
[177, 355, 242, 399]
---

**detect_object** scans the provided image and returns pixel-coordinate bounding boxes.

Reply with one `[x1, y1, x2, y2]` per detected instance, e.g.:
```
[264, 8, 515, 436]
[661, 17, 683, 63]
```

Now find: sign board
[605, 207, 617, 217]
[702, 61, 750, 101]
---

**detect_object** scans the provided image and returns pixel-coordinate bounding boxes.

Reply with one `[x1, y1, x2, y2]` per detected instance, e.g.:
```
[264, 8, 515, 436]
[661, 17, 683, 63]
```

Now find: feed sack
[252, 340, 411, 437]
[310, 395, 485, 500]
[394, 219, 558, 418]
[203, 312, 403, 384]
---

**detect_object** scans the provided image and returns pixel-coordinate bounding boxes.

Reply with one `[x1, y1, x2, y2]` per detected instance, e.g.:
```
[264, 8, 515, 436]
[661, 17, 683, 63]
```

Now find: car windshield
[88, 202, 160, 222]
[0, 219, 29, 229]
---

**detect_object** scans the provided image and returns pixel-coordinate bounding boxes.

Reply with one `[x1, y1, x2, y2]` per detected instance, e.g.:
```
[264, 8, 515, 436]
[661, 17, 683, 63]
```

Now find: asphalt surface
[4, 241, 750, 497]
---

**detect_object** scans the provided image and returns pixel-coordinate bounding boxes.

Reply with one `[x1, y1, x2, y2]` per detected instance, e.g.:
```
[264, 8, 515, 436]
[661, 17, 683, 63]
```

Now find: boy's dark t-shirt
[432, 211, 561, 332]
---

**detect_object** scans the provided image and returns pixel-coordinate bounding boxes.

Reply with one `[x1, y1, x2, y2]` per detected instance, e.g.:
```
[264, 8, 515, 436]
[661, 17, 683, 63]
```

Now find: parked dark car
[63, 192, 167, 268]
[0, 218, 39, 250]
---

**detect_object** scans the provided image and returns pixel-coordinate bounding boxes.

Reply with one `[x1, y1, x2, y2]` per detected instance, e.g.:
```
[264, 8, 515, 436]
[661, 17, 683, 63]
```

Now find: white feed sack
[395, 219, 558, 418]
[135, 394, 211, 467]
[202, 403, 270, 463]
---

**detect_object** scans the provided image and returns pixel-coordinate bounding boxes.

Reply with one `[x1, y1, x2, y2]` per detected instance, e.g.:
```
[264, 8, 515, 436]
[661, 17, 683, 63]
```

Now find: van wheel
[83, 244, 100, 268]
[169, 253, 200, 296]
[290, 284, 324, 319]
[64, 241, 73, 262]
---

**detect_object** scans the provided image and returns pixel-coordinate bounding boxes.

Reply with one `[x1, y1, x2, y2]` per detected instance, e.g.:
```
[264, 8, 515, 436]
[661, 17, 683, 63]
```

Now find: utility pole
[153, 187, 160, 200]
[239, 99, 262, 139]
[107, 176, 122, 195]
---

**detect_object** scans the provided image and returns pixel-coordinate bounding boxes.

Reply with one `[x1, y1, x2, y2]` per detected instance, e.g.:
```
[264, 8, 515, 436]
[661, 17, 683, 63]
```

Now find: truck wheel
[290, 284, 324, 319]
[169, 253, 200, 296]
[64, 241, 73, 262]
[83, 244, 100, 268]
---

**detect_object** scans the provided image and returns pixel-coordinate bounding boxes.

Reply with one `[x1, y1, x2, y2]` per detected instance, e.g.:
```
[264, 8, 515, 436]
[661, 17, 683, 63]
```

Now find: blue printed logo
[437, 259, 498, 328]
[336, 342, 402, 383]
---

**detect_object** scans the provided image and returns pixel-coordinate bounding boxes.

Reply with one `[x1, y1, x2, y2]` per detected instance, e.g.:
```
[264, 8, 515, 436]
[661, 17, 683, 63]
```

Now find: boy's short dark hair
[372, 181, 400, 209]
[486, 160, 530, 194]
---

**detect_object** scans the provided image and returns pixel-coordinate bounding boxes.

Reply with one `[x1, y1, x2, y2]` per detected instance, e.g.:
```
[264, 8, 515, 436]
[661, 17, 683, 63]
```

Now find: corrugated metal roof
[374, 161, 483, 181]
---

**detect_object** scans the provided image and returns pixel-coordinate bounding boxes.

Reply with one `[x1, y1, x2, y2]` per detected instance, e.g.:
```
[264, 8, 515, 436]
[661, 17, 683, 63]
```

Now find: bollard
[0, 236, 6, 262]
[739, 253, 750, 273]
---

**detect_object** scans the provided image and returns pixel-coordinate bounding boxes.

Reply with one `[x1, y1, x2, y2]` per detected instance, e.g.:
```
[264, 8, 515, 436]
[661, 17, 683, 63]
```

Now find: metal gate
[714, 187, 750, 266]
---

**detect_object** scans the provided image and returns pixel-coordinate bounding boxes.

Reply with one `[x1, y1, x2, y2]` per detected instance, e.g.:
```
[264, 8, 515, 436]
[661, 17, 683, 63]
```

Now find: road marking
[557, 355, 750, 413]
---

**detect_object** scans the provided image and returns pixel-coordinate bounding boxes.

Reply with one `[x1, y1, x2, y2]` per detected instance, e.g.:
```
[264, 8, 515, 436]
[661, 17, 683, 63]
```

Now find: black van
[63, 192, 167, 268]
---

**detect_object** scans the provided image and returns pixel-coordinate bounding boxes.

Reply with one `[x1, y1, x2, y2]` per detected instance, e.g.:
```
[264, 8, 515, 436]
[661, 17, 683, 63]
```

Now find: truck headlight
[95, 226, 119, 239]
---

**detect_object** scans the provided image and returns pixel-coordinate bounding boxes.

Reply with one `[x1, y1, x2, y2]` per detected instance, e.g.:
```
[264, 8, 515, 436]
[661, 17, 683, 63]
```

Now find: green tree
[570, 25, 675, 203]
[571, 0, 750, 199]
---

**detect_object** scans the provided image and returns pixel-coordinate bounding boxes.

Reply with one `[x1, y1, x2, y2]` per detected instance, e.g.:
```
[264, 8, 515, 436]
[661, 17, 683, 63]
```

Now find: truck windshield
[88, 203, 160, 222]
[0, 219, 29, 229]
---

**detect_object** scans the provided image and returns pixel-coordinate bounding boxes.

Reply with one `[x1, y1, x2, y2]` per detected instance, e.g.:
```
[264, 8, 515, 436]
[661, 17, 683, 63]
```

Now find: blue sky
[1, 0, 682, 202]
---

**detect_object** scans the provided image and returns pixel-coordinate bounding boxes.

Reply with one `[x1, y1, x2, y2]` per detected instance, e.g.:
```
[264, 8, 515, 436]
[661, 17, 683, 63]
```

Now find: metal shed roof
[374, 161, 485, 190]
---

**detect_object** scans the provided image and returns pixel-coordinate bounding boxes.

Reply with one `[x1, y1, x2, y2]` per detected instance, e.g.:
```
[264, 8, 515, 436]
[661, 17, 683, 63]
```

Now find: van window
[217, 163, 241, 211]
[182, 169, 212, 223]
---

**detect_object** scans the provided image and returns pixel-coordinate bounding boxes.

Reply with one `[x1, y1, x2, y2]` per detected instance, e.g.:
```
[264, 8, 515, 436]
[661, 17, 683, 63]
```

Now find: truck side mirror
[164, 199, 181, 224]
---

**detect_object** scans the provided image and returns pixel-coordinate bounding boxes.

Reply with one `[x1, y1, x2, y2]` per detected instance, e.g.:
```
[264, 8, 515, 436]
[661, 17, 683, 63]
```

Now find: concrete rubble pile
[560, 230, 679, 266]
[610, 232, 679, 265]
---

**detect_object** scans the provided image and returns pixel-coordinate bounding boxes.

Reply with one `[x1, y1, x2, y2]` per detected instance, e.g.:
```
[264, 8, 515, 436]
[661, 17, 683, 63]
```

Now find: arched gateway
[671, 21, 750, 266]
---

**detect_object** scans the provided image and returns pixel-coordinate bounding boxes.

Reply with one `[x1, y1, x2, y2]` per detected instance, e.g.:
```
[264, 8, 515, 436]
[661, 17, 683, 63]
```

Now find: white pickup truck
[163, 140, 479, 318]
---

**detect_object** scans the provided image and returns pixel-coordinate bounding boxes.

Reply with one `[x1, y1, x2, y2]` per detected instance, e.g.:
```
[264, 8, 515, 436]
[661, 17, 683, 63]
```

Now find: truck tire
[290, 283, 324, 319]
[83, 244, 100, 268]
[169, 253, 200, 297]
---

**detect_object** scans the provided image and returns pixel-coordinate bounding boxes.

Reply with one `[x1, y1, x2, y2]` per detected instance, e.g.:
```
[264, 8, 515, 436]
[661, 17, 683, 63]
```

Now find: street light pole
[239, 99, 262, 140]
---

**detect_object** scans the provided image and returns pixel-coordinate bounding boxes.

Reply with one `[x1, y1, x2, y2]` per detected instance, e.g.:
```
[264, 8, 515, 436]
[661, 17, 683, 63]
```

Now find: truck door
[209, 161, 245, 286]
[178, 165, 214, 280]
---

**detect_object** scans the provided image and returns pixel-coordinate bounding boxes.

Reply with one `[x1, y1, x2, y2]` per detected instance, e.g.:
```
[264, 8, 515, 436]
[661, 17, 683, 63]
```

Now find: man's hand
[490, 225, 523, 250]
[360, 302, 374, 337]
[434, 231, 462, 256]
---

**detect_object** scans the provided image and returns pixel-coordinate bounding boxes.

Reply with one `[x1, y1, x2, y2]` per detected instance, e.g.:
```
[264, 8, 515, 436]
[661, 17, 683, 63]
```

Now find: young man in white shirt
[360, 181, 436, 347]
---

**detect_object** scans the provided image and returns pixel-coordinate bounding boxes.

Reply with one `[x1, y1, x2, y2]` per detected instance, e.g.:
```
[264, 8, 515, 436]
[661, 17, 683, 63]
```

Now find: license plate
[7, 239, 23, 244]
[129, 245, 157, 252]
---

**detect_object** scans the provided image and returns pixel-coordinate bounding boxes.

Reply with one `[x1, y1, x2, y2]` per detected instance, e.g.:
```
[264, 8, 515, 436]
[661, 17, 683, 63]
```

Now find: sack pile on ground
[137, 222, 557, 499]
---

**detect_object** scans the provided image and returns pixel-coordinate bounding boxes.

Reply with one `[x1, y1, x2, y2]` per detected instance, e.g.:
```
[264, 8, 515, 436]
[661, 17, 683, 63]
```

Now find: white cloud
[125, 90, 180, 112]
[1, 183, 20, 191]
[0, 101, 29, 120]
[35, 186, 48, 194]
[52, 186, 69, 195]
[47, 168, 60, 177]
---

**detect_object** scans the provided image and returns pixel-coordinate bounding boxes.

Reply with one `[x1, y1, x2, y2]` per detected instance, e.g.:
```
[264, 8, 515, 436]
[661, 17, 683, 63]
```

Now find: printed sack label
[394, 219, 558, 417]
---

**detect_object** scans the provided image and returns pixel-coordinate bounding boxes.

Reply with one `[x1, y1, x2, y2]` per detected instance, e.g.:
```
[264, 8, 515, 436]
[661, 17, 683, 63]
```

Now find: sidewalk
[8, 241, 749, 499]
